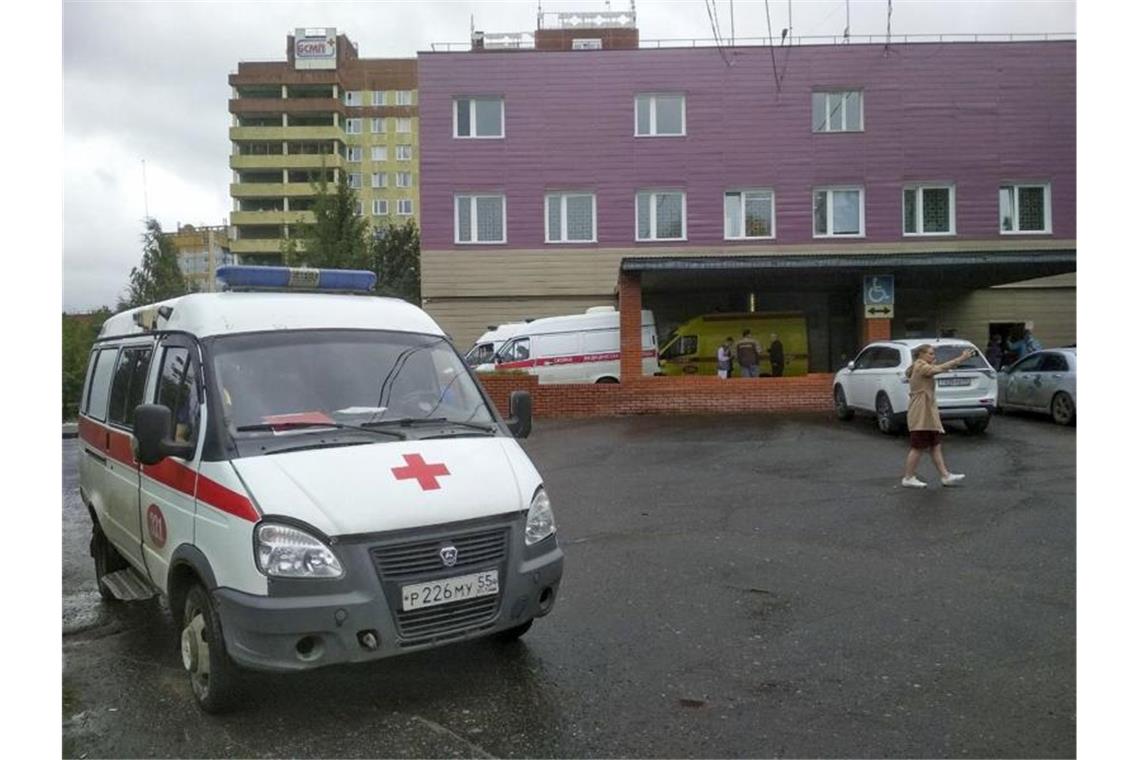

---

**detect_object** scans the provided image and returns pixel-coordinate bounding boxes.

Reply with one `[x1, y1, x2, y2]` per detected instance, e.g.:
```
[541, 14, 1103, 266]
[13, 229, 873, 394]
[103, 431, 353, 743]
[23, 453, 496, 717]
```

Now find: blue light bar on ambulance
[215, 265, 376, 293]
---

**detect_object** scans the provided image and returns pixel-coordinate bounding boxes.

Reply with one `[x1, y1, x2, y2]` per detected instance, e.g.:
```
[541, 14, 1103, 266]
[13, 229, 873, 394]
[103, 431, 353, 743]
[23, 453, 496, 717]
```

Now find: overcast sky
[61, 0, 1075, 311]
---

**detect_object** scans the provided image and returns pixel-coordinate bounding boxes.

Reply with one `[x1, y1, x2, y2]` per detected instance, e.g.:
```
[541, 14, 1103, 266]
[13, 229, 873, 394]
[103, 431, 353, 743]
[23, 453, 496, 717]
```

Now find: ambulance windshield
[209, 330, 496, 439]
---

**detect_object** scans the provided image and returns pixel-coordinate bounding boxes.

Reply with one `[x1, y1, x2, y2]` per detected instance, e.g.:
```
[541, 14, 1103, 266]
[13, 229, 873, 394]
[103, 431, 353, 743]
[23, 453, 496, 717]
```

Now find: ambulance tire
[182, 584, 242, 714]
[493, 619, 533, 643]
[91, 521, 128, 603]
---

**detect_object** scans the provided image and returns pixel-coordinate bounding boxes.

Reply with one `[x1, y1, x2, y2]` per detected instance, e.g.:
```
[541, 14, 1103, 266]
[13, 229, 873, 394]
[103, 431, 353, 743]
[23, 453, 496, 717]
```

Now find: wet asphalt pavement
[62, 410, 1075, 758]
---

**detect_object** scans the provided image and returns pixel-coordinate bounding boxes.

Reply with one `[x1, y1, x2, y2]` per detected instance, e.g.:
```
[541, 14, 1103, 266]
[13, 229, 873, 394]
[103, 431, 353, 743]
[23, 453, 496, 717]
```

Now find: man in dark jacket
[736, 329, 761, 377]
[768, 333, 785, 377]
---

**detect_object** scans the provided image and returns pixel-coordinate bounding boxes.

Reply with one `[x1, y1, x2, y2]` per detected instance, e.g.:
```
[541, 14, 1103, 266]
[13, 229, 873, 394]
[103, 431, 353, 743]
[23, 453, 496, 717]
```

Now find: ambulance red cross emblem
[391, 453, 451, 491]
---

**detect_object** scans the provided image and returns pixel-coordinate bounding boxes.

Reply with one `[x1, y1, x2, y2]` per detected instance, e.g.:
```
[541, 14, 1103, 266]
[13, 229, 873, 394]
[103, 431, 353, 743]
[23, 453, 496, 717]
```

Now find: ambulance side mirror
[134, 404, 196, 466]
[505, 390, 532, 439]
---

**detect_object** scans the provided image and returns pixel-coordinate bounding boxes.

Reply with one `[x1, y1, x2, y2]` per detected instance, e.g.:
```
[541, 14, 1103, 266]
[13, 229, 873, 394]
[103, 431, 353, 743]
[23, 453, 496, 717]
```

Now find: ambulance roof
[515, 307, 654, 336]
[98, 292, 446, 341]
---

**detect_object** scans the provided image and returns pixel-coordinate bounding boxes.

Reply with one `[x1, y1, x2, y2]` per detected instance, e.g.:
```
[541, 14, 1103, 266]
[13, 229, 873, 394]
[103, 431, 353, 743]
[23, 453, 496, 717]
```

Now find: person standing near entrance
[736, 330, 761, 377]
[768, 333, 785, 377]
[716, 337, 734, 379]
[901, 343, 976, 488]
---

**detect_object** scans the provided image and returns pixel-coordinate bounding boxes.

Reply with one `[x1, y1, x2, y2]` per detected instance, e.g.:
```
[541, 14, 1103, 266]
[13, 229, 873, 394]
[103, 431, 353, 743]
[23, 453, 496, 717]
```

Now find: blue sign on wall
[863, 275, 895, 306]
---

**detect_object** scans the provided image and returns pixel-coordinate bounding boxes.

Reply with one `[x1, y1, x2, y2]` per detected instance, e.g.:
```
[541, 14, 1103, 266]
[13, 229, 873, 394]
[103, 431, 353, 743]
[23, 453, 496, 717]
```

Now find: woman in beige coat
[901, 344, 976, 488]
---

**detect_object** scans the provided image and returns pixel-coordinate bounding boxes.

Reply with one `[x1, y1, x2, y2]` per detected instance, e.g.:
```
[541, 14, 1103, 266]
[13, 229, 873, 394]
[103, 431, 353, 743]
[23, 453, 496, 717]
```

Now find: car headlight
[255, 522, 344, 579]
[525, 487, 556, 546]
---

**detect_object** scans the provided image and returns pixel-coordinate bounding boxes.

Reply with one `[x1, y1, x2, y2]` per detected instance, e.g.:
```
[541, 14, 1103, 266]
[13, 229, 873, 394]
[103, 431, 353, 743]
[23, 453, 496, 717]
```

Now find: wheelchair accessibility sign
[863, 275, 895, 318]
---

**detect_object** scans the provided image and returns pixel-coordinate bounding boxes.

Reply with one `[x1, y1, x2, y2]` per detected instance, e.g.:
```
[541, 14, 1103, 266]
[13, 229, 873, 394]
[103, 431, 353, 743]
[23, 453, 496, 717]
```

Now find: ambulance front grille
[369, 527, 508, 580]
[394, 596, 500, 644]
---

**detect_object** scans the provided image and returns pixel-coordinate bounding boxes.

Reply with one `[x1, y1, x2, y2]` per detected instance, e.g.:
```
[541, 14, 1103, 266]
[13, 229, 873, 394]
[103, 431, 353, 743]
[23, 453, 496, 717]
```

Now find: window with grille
[636, 190, 686, 241]
[903, 185, 955, 235]
[724, 190, 775, 239]
[1000, 183, 1051, 234]
[546, 193, 596, 243]
[812, 90, 863, 132]
[455, 194, 505, 243]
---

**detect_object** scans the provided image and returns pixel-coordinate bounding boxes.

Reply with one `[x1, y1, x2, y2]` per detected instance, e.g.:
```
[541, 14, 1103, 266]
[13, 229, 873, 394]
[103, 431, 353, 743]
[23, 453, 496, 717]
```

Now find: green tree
[286, 171, 371, 270]
[62, 309, 111, 419]
[119, 217, 191, 310]
[371, 219, 421, 304]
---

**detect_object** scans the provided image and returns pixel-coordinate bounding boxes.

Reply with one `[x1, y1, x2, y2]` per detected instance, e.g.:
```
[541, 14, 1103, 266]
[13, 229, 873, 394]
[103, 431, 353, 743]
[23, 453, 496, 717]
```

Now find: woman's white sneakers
[901, 474, 966, 488]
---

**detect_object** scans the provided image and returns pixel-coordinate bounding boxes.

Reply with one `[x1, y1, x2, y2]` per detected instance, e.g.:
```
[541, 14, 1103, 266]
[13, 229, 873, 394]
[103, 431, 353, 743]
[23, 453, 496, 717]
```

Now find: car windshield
[209, 330, 496, 439]
[933, 344, 989, 369]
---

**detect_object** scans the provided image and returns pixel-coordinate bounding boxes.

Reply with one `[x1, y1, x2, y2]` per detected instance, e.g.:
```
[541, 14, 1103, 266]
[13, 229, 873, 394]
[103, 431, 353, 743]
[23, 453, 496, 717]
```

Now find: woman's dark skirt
[909, 430, 944, 449]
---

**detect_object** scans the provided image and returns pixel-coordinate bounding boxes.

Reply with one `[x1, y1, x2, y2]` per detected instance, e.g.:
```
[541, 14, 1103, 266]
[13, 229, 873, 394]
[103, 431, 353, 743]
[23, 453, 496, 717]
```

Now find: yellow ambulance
[658, 312, 810, 377]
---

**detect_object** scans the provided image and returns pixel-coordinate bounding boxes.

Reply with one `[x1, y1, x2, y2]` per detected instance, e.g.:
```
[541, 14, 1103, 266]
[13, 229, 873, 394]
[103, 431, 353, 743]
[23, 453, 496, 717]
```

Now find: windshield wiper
[361, 417, 498, 435]
[235, 421, 407, 439]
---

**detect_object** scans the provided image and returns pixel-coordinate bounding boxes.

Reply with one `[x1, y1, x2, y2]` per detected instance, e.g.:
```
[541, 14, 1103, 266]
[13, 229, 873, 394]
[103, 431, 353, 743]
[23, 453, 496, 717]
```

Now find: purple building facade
[417, 40, 1075, 367]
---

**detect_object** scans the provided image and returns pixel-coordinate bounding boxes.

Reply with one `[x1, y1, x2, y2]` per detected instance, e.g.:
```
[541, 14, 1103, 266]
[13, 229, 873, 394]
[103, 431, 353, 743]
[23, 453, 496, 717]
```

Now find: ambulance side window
[155, 346, 200, 445]
[84, 348, 119, 422]
[107, 347, 154, 429]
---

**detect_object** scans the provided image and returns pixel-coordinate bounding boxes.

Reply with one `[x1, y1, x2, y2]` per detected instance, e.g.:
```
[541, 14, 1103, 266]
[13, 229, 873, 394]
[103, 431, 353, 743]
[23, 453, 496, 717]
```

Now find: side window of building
[999, 183, 1051, 234]
[155, 346, 200, 445]
[343, 90, 362, 106]
[107, 346, 154, 428]
[636, 190, 686, 241]
[813, 187, 865, 237]
[903, 185, 955, 236]
[371, 90, 385, 106]
[84, 348, 119, 422]
[812, 90, 863, 132]
[454, 97, 505, 138]
[455, 194, 506, 244]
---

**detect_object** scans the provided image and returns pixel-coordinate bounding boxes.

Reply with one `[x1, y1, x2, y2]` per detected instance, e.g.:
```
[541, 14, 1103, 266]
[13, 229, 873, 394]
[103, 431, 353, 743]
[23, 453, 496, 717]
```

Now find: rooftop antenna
[730, 0, 735, 46]
[843, 0, 850, 42]
[885, 0, 893, 51]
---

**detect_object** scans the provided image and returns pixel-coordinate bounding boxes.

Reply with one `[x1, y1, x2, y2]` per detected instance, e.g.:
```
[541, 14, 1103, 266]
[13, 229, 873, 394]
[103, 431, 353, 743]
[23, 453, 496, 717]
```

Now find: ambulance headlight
[525, 488, 556, 546]
[255, 523, 344, 579]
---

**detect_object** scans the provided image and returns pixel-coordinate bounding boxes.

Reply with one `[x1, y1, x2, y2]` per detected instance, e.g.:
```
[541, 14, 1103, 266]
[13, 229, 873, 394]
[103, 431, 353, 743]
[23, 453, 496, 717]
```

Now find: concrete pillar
[618, 271, 642, 383]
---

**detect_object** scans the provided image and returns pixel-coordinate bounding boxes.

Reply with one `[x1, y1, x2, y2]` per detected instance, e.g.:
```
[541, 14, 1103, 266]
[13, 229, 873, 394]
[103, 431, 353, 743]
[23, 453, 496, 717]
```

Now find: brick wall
[478, 373, 834, 419]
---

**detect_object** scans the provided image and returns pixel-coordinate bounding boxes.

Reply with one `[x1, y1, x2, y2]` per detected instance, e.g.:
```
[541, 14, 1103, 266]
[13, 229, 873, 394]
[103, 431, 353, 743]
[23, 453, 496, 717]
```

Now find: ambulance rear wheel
[182, 584, 241, 714]
[90, 521, 128, 603]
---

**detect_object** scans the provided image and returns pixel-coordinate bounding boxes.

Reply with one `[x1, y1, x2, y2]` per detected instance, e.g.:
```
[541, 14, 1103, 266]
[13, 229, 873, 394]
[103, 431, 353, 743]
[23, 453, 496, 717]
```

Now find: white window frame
[371, 146, 387, 162]
[372, 199, 389, 216]
[454, 194, 507, 245]
[812, 90, 864, 133]
[812, 186, 866, 238]
[396, 145, 413, 161]
[371, 172, 388, 188]
[453, 96, 506, 139]
[544, 192, 598, 244]
[723, 189, 776, 240]
[999, 182, 1052, 235]
[371, 90, 386, 106]
[396, 90, 414, 106]
[395, 171, 413, 188]
[397, 199, 414, 216]
[635, 190, 687, 242]
[346, 146, 363, 162]
[347, 172, 362, 189]
[370, 117, 384, 134]
[343, 90, 362, 107]
[353, 201, 363, 216]
[902, 184, 956, 236]
[634, 93, 687, 137]
[396, 117, 413, 133]
[344, 118, 362, 135]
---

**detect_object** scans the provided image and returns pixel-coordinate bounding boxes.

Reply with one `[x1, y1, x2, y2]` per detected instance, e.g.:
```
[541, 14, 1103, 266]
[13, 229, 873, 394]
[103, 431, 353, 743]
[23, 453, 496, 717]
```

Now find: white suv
[833, 338, 997, 434]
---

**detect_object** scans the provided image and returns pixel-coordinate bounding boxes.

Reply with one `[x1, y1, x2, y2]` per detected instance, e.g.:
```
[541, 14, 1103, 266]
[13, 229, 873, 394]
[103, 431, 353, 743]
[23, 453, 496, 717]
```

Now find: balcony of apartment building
[229, 84, 342, 119]
[230, 221, 287, 256]
[230, 196, 315, 227]
[229, 110, 342, 142]
[230, 167, 338, 199]
[229, 140, 345, 171]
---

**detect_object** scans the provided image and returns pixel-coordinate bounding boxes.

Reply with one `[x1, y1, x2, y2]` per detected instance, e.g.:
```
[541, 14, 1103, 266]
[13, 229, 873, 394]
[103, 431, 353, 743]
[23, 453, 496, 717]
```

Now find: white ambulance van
[77, 266, 563, 713]
[479, 306, 659, 384]
[463, 321, 526, 367]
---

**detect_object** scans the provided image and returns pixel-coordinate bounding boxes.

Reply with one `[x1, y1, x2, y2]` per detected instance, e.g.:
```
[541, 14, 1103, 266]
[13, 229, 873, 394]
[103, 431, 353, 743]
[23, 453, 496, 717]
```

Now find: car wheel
[493, 619, 533, 643]
[834, 386, 854, 421]
[1051, 392, 1076, 426]
[182, 584, 242, 714]
[875, 394, 899, 435]
[964, 417, 990, 434]
[595, 376, 619, 384]
[90, 520, 128, 603]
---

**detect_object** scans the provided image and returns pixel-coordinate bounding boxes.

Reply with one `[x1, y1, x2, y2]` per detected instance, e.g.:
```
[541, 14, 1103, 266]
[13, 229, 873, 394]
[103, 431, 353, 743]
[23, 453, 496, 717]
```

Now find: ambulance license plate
[938, 376, 971, 387]
[401, 570, 499, 611]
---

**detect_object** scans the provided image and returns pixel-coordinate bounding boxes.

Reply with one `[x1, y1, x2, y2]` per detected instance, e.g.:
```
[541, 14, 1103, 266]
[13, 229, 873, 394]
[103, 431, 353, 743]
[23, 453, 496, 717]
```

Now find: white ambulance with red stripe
[479, 306, 659, 383]
[77, 266, 563, 713]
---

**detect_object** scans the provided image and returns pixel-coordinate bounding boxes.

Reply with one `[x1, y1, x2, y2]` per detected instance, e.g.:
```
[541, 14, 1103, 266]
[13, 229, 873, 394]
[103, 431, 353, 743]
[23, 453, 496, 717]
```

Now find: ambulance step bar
[102, 568, 157, 601]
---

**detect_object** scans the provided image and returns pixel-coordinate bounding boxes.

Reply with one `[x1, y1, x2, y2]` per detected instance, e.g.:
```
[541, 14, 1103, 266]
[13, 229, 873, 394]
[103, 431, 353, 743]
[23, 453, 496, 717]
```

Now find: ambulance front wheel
[90, 521, 127, 603]
[182, 584, 242, 714]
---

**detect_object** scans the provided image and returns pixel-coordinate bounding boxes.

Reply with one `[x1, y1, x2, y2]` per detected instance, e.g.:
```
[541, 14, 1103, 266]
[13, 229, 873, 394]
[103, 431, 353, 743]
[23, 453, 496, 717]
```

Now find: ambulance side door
[138, 335, 204, 588]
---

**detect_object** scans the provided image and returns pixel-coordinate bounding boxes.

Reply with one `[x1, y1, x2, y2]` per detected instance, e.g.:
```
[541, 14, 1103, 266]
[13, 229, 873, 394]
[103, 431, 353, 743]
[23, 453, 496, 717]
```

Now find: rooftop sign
[294, 27, 336, 70]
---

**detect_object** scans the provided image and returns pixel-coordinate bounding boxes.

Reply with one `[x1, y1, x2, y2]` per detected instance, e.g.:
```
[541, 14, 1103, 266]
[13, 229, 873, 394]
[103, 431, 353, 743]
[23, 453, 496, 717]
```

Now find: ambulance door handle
[84, 448, 108, 467]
